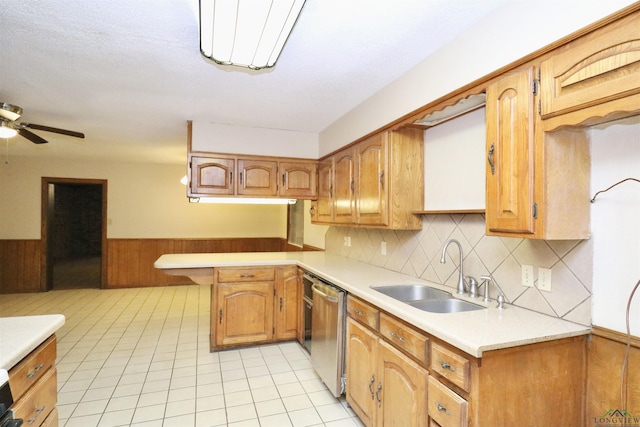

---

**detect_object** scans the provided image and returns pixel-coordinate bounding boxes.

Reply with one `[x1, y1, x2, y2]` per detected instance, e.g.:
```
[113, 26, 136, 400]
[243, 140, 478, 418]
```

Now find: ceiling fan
[0, 102, 85, 144]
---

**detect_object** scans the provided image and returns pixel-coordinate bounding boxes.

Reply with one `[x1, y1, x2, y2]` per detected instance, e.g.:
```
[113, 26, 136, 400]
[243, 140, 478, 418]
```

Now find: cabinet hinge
[533, 202, 538, 219]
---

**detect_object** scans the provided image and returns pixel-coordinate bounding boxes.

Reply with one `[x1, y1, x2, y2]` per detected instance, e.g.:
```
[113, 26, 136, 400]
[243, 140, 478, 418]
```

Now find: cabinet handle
[368, 374, 375, 399]
[279, 297, 283, 312]
[380, 171, 385, 189]
[240, 274, 255, 278]
[230, 171, 233, 185]
[488, 143, 495, 175]
[329, 184, 333, 197]
[282, 173, 286, 187]
[440, 360, 456, 372]
[240, 172, 243, 185]
[353, 308, 364, 317]
[26, 363, 45, 379]
[350, 179, 354, 192]
[375, 381, 382, 408]
[28, 405, 46, 424]
[219, 308, 223, 324]
[436, 402, 450, 415]
[389, 331, 405, 343]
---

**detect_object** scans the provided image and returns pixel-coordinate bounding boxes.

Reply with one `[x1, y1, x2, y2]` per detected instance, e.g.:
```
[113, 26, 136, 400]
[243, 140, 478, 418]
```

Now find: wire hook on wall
[590, 178, 640, 203]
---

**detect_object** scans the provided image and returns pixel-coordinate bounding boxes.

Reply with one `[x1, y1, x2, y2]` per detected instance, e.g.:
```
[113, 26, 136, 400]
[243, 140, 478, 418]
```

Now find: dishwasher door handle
[312, 283, 339, 303]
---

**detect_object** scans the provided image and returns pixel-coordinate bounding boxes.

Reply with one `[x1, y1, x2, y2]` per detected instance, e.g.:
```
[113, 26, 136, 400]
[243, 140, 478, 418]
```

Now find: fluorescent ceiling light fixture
[199, 0, 305, 70]
[190, 197, 296, 205]
[415, 93, 486, 127]
[0, 120, 17, 138]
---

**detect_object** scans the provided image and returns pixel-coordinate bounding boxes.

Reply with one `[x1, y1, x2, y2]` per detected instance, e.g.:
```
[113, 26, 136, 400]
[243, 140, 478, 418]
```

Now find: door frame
[41, 177, 108, 291]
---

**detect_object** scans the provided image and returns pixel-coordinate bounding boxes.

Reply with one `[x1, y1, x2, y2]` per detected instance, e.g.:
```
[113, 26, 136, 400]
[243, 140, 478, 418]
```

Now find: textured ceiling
[0, 0, 509, 164]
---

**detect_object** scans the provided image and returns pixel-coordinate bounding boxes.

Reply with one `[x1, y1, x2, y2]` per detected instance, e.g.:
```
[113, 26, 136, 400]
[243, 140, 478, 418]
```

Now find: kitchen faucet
[440, 239, 466, 295]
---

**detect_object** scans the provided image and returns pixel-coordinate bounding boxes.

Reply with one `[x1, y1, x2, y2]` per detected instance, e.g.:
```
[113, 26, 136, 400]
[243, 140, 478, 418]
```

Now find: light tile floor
[0, 285, 364, 427]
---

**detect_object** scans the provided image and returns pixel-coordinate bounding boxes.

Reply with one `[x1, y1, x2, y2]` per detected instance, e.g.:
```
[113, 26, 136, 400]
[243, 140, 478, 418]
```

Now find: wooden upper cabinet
[279, 160, 318, 199]
[312, 158, 334, 222]
[190, 156, 235, 195]
[356, 133, 388, 226]
[237, 158, 278, 196]
[485, 67, 536, 235]
[334, 148, 357, 224]
[312, 128, 423, 230]
[540, 9, 640, 120]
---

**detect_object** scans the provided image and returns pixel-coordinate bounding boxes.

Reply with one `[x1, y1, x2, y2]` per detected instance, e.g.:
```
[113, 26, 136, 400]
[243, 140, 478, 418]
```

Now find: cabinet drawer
[379, 313, 429, 365]
[428, 376, 468, 427]
[12, 367, 57, 427]
[430, 342, 471, 392]
[347, 296, 379, 331]
[216, 267, 275, 282]
[9, 336, 56, 401]
[41, 407, 59, 427]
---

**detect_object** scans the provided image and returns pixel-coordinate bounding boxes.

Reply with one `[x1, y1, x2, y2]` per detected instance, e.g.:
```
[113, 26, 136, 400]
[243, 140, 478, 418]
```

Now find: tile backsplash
[325, 214, 592, 326]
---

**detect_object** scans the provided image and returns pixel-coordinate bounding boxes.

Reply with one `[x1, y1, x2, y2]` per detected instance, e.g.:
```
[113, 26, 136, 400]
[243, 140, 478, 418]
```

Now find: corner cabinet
[210, 265, 299, 351]
[485, 67, 591, 239]
[189, 153, 317, 200]
[311, 128, 423, 230]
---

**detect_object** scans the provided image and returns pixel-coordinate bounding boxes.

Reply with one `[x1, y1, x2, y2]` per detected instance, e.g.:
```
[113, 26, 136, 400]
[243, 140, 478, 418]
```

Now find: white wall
[590, 118, 640, 334]
[191, 121, 318, 158]
[0, 156, 287, 239]
[319, 1, 638, 154]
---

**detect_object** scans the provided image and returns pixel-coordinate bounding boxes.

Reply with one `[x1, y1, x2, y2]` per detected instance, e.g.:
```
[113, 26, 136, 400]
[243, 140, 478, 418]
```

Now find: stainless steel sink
[409, 298, 485, 313]
[371, 284, 451, 302]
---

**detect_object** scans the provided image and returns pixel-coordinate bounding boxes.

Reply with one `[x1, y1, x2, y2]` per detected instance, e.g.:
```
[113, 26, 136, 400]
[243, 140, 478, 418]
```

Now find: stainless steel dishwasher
[305, 272, 347, 397]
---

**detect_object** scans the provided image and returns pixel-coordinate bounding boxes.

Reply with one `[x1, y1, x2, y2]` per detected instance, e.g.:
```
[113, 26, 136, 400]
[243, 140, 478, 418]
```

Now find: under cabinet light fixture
[415, 93, 486, 127]
[189, 197, 296, 205]
[199, 0, 305, 70]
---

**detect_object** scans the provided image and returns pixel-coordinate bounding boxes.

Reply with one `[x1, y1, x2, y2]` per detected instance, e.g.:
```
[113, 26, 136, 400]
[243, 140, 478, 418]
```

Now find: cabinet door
[215, 282, 274, 347]
[237, 159, 278, 196]
[334, 149, 357, 224]
[356, 133, 388, 226]
[540, 10, 640, 118]
[274, 266, 299, 340]
[485, 67, 536, 235]
[190, 156, 235, 195]
[376, 339, 428, 427]
[346, 318, 378, 427]
[279, 161, 318, 199]
[313, 158, 334, 223]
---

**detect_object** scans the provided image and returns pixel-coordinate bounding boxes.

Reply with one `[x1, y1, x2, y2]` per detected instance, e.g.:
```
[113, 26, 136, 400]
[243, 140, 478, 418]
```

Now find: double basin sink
[372, 284, 485, 313]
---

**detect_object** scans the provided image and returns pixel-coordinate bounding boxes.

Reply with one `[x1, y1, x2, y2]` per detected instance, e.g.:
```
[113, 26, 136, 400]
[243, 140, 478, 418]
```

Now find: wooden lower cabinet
[346, 300, 429, 427]
[346, 295, 587, 427]
[210, 265, 299, 351]
[9, 336, 58, 427]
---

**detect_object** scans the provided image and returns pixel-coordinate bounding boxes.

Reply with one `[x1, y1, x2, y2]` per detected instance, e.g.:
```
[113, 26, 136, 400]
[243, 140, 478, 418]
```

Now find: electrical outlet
[538, 267, 552, 292]
[347, 236, 352, 247]
[381, 241, 387, 255]
[343, 236, 348, 247]
[521, 265, 534, 287]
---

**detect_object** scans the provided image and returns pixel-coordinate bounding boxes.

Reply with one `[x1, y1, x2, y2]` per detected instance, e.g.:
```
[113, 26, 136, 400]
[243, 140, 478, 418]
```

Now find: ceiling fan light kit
[199, 0, 305, 70]
[0, 120, 18, 138]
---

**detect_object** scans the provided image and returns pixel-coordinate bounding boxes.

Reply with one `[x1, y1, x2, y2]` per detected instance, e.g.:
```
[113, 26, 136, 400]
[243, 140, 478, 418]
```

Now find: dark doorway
[42, 178, 107, 290]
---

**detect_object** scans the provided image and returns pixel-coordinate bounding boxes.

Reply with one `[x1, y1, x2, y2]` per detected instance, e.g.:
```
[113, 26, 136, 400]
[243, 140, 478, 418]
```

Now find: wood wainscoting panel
[587, 327, 640, 422]
[0, 240, 42, 293]
[106, 238, 289, 289]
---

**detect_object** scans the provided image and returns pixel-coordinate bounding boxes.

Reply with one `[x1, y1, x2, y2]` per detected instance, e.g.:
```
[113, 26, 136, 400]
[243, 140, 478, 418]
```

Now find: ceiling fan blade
[18, 128, 49, 144]
[22, 123, 85, 139]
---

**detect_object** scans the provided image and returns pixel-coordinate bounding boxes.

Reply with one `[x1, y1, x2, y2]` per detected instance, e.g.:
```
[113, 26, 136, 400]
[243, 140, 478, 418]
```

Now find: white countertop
[0, 315, 65, 370]
[155, 252, 591, 357]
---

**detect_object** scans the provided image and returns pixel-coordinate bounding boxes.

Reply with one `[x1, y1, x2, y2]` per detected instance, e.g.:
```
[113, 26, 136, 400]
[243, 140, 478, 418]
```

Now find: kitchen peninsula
[156, 251, 590, 426]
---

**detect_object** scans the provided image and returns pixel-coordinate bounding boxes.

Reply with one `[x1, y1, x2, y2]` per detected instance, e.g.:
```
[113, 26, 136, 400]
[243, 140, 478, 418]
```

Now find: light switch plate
[522, 265, 534, 287]
[538, 267, 552, 292]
